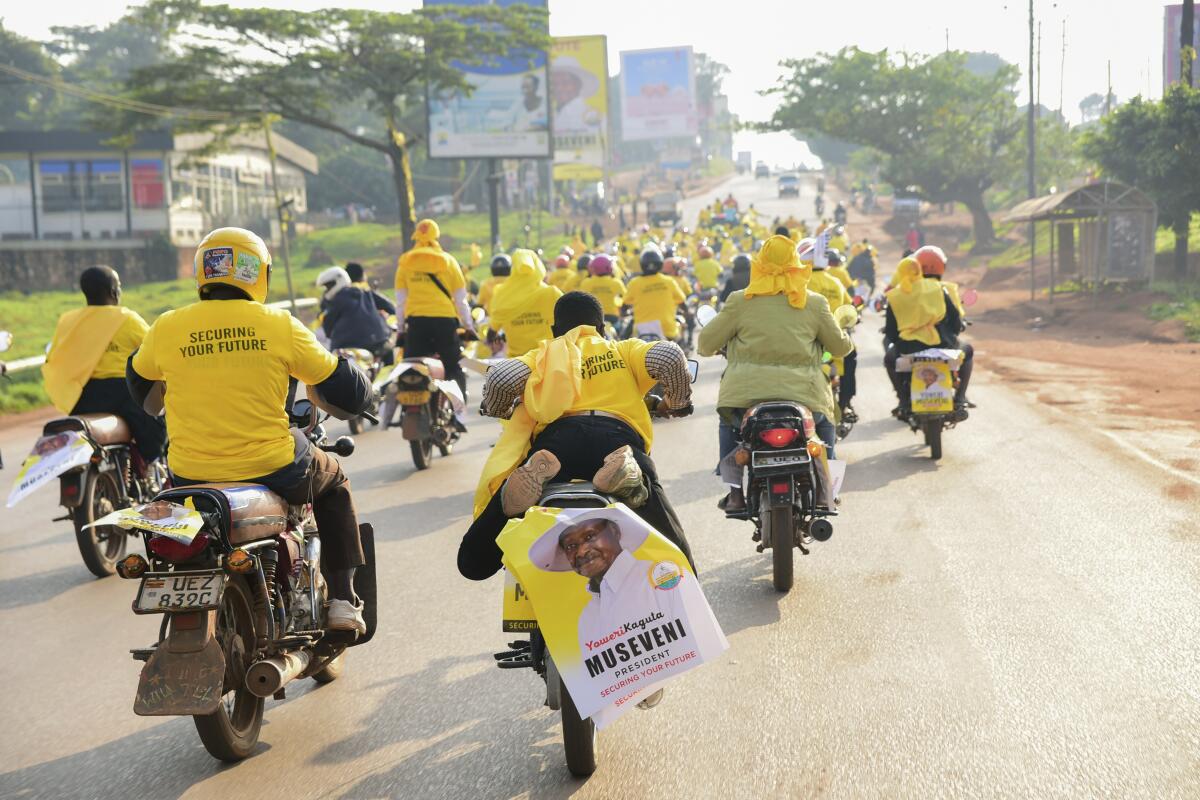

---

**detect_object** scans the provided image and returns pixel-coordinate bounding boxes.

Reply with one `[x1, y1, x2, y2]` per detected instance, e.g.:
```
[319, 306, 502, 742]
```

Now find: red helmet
[913, 245, 947, 276]
[554, 254, 571, 269]
[588, 254, 614, 276]
[698, 245, 714, 259]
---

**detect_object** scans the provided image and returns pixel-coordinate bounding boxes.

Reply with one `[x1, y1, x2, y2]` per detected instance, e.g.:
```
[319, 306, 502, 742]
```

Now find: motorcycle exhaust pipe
[245, 650, 312, 698]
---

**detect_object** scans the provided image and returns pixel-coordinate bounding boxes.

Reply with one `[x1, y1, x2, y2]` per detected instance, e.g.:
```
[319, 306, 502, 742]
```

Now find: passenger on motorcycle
[126, 227, 373, 633]
[882, 253, 972, 417]
[693, 245, 722, 291]
[458, 291, 695, 580]
[697, 236, 854, 513]
[578, 254, 625, 327]
[718, 254, 752, 304]
[316, 266, 393, 362]
[847, 239, 878, 293]
[910, 245, 973, 406]
[345, 262, 396, 315]
[489, 249, 563, 356]
[394, 219, 478, 399]
[547, 253, 580, 292]
[477, 253, 511, 314]
[623, 246, 688, 341]
[818, 249, 860, 418]
[43, 265, 166, 465]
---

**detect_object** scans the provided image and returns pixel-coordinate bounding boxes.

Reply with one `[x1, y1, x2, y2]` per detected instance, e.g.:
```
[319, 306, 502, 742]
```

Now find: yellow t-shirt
[809, 269, 853, 312]
[490, 284, 561, 357]
[672, 275, 693, 298]
[547, 268, 579, 293]
[828, 265, 855, 291]
[394, 247, 466, 318]
[624, 274, 686, 339]
[693, 258, 722, 289]
[517, 334, 658, 450]
[93, 310, 150, 378]
[478, 276, 506, 313]
[132, 300, 337, 481]
[579, 275, 626, 316]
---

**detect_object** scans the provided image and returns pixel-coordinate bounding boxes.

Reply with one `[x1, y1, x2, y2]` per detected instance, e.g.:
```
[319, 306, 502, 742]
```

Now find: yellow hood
[489, 249, 548, 322]
[41, 306, 131, 413]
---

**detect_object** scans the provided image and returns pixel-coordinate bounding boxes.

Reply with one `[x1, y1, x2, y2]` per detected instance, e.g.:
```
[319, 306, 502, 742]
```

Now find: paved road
[2, 173, 1198, 799]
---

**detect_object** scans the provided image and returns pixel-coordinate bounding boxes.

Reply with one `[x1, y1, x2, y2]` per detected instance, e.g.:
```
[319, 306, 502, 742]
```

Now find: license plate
[135, 570, 225, 614]
[397, 390, 430, 405]
[752, 451, 810, 469]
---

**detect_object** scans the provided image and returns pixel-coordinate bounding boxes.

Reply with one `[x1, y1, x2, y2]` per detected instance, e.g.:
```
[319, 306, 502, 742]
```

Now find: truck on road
[736, 151, 752, 174]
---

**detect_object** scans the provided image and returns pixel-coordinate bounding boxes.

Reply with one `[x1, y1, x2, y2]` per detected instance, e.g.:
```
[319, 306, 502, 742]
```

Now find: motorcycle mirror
[695, 304, 718, 328]
[471, 306, 486, 323]
[331, 436, 355, 457]
[687, 359, 699, 383]
[961, 288, 979, 307]
[0, 331, 10, 353]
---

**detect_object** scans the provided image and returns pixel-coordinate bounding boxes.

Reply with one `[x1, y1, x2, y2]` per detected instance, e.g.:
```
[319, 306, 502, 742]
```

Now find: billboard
[1164, 4, 1200, 89]
[619, 47, 697, 142]
[551, 35, 609, 181]
[425, 0, 551, 159]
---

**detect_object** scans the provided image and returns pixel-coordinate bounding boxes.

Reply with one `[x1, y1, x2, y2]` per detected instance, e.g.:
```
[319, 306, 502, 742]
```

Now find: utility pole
[1105, 61, 1112, 116]
[262, 113, 296, 314]
[945, 28, 950, 52]
[486, 158, 501, 253]
[1183, 0, 1196, 87]
[1058, 19, 1067, 118]
[1027, 0, 1037, 302]
[1037, 20, 1043, 116]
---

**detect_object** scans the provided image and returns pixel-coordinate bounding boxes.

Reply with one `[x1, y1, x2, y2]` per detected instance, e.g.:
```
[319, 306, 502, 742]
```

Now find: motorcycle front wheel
[411, 438, 434, 470]
[559, 676, 597, 777]
[194, 575, 264, 762]
[73, 468, 127, 577]
[769, 506, 794, 593]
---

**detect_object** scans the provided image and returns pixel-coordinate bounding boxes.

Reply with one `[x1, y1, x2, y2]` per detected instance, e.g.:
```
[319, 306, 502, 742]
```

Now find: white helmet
[316, 266, 351, 300]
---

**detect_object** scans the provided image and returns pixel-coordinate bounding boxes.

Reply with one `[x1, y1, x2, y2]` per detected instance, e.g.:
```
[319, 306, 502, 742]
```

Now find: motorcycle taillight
[759, 428, 800, 448]
[148, 532, 211, 563]
[802, 415, 816, 440]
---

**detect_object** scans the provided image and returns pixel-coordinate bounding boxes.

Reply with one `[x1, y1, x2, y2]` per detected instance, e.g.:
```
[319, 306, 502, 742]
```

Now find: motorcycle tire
[411, 438, 434, 470]
[925, 421, 943, 461]
[769, 506, 794, 593]
[194, 575, 264, 762]
[559, 676, 597, 777]
[73, 468, 126, 578]
[312, 651, 345, 684]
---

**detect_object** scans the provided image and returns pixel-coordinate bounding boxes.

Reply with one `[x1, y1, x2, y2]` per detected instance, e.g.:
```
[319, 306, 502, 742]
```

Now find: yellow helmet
[194, 227, 272, 304]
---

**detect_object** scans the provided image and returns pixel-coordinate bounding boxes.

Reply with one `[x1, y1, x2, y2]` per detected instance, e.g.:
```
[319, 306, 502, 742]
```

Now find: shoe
[593, 445, 649, 508]
[327, 599, 367, 635]
[502, 450, 560, 517]
[636, 688, 664, 710]
[891, 405, 911, 421]
[841, 405, 859, 424]
[724, 488, 747, 515]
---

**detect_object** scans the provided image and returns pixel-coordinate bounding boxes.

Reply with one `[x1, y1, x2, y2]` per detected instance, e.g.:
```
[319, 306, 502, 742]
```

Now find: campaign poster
[551, 35, 608, 181]
[425, 0, 552, 159]
[498, 505, 728, 728]
[910, 359, 955, 414]
[6, 431, 93, 507]
[619, 47, 697, 142]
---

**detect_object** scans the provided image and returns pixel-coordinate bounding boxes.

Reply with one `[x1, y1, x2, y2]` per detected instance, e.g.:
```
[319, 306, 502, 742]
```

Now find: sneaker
[636, 688, 664, 710]
[502, 450, 560, 517]
[327, 599, 366, 635]
[593, 445, 649, 508]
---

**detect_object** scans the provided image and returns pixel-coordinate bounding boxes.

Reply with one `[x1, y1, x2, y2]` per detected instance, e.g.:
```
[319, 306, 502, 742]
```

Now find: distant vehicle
[892, 186, 922, 220]
[421, 195, 476, 216]
[754, 162, 770, 179]
[777, 173, 801, 198]
[736, 151, 752, 174]
[648, 191, 683, 225]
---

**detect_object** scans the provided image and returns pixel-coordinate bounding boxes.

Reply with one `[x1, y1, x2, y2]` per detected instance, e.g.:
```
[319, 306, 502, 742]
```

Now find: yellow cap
[413, 218, 441, 245]
[194, 227, 272, 304]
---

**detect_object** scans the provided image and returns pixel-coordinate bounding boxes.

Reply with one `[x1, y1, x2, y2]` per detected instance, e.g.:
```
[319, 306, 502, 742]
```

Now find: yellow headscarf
[489, 249, 548, 323]
[744, 235, 812, 309]
[886, 258, 947, 346]
[472, 325, 590, 516]
[42, 306, 130, 413]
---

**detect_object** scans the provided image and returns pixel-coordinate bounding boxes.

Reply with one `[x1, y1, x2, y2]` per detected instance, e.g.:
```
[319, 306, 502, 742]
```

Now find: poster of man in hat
[550, 36, 608, 181]
[498, 505, 727, 728]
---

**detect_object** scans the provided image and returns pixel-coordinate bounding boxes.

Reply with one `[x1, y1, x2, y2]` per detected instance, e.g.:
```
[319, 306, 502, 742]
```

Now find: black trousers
[72, 378, 166, 462]
[457, 416, 693, 581]
[405, 316, 465, 397]
[838, 349, 858, 409]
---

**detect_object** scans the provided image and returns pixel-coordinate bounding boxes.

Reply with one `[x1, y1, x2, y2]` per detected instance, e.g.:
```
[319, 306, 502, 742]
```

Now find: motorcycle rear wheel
[559, 676, 597, 777]
[924, 420, 943, 460]
[769, 506, 794, 593]
[411, 438, 433, 470]
[73, 468, 126, 577]
[194, 576, 264, 762]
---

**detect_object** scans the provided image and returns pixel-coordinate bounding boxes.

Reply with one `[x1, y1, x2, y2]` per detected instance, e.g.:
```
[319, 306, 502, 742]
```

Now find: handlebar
[318, 435, 356, 457]
[646, 396, 693, 418]
[359, 410, 380, 425]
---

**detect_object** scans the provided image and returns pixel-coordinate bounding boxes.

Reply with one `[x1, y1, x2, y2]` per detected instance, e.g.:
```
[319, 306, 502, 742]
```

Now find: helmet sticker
[234, 252, 261, 284]
[202, 247, 234, 279]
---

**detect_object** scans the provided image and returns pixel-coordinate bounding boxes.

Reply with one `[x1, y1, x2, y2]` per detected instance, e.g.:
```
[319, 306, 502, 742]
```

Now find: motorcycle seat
[156, 483, 289, 544]
[538, 481, 612, 509]
[402, 357, 445, 380]
[43, 413, 132, 446]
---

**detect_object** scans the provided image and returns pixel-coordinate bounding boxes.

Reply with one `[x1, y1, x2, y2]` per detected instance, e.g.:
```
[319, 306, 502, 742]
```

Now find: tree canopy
[768, 47, 1022, 246]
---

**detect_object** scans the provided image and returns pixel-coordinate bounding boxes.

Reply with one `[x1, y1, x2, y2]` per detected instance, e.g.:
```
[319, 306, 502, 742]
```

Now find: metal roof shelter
[1004, 181, 1158, 295]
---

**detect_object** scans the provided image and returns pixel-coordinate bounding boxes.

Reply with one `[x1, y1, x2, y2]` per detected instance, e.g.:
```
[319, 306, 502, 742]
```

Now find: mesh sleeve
[480, 358, 532, 418]
[645, 341, 692, 408]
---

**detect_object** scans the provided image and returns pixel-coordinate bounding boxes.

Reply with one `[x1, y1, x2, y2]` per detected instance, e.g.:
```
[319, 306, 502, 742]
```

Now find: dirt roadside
[839, 197, 1200, 492]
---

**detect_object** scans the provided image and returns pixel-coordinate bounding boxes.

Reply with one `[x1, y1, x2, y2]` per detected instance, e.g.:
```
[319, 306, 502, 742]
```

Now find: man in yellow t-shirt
[394, 219, 478, 398]
[128, 227, 373, 633]
[476, 253, 511, 314]
[623, 247, 688, 340]
[42, 266, 165, 463]
[692, 245, 722, 290]
[457, 291, 694, 581]
[578, 254, 625, 325]
[547, 254, 579, 292]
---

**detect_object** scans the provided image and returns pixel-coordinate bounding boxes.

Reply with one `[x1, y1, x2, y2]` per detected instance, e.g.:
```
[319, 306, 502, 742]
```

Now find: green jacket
[697, 290, 853, 419]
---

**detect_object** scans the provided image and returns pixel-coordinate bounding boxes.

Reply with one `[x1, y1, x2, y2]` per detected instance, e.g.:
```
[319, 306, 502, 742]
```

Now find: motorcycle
[118, 400, 377, 761]
[335, 347, 383, 435]
[375, 357, 465, 470]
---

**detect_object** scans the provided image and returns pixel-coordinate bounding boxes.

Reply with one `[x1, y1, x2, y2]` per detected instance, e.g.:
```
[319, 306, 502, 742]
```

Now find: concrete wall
[0, 238, 187, 293]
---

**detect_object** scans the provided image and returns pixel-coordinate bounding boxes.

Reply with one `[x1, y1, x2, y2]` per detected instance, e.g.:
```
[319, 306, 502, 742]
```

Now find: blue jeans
[717, 408, 836, 471]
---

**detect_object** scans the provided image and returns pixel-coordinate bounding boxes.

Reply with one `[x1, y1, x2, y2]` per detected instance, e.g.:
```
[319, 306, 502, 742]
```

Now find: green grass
[987, 221, 1054, 268]
[1154, 213, 1200, 255]
[1147, 281, 1200, 341]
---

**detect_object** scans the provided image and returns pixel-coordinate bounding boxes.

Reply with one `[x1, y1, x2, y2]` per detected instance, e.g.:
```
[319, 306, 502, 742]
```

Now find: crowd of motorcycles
[2, 185, 977, 775]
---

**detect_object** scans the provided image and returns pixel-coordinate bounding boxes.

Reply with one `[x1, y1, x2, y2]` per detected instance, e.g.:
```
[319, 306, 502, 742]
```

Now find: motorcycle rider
[458, 291, 694, 580]
[43, 265, 166, 466]
[488, 249, 562, 357]
[911, 245, 974, 407]
[833, 201, 848, 226]
[345, 262, 396, 315]
[847, 239, 878, 294]
[693, 245, 722, 293]
[697, 235, 854, 513]
[719, 254, 752, 304]
[316, 266, 393, 360]
[818, 249, 860, 419]
[477, 253, 511, 314]
[547, 253, 579, 292]
[578, 254, 625, 328]
[622, 245, 688, 341]
[394, 218, 477, 399]
[126, 227, 373, 633]
[882, 255, 971, 418]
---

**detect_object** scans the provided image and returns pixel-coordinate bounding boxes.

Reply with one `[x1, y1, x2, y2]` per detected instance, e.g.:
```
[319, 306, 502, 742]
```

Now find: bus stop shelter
[1004, 181, 1157, 300]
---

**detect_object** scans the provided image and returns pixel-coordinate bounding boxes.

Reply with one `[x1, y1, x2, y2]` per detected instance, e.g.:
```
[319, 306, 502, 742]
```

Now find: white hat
[527, 508, 650, 572]
[551, 56, 600, 98]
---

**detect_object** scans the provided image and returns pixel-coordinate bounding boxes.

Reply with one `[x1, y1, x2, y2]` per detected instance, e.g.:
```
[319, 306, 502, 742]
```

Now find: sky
[3, 0, 1169, 127]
